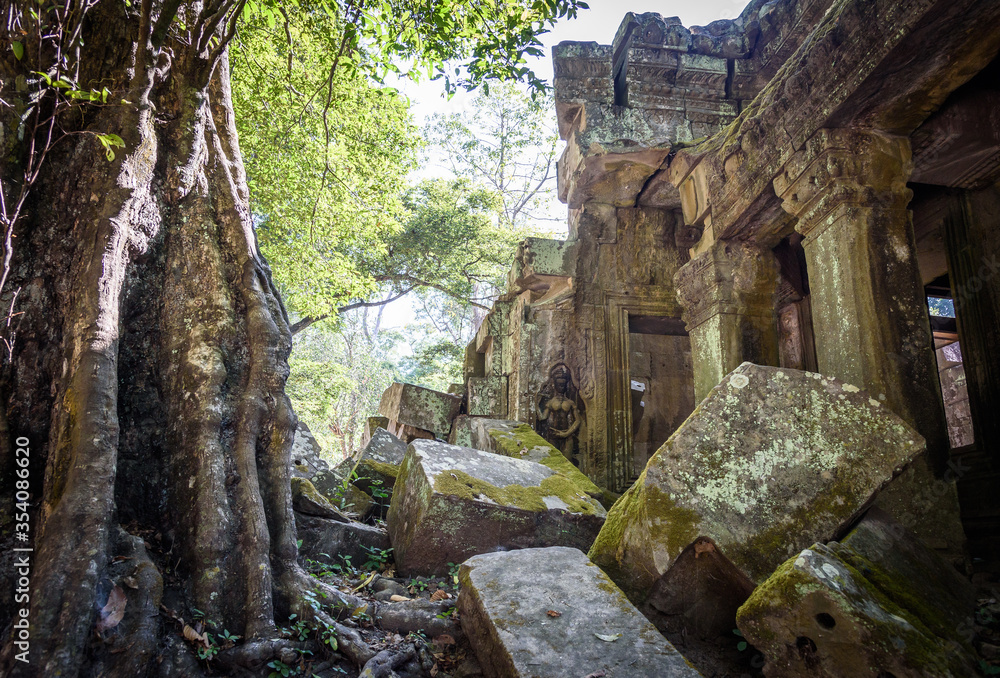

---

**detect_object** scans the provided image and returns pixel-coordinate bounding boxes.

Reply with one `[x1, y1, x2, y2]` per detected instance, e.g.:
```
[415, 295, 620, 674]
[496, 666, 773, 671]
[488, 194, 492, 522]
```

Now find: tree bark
[0, 3, 356, 675]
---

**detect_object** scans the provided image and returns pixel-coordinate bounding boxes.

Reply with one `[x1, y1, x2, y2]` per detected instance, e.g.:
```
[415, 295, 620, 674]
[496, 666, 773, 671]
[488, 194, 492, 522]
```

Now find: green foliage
[232, 6, 419, 321]
[242, 0, 588, 96]
[231, 0, 584, 324]
[358, 178, 525, 303]
[361, 544, 393, 571]
[423, 82, 560, 231]
[284, 314, 400, 458]
[398, 325, 464, 391]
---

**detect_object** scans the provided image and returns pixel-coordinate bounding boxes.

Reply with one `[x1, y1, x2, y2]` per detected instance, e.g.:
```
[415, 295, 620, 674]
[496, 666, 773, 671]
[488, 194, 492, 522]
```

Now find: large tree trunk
[0, 3, 361, 675]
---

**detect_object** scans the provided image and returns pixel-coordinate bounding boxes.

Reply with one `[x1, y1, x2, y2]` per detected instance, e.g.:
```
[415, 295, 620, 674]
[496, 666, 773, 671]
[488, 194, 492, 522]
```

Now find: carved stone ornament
[536, 363, 585, 467]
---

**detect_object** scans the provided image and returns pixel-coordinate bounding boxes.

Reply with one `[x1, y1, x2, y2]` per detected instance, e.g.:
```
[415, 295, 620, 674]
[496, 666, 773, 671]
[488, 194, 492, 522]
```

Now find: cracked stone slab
[458, 546, 702, 678]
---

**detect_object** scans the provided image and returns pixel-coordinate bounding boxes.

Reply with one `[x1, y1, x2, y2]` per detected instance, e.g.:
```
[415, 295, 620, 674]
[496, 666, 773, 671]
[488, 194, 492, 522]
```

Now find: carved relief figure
[536, 363, 585, 466]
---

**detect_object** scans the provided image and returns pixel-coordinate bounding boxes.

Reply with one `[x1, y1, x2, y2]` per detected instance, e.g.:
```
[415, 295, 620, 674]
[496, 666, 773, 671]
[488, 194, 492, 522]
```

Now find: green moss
[291, 476, 334, 509]
[736, 554, 814, 644]
[487, 424, 603, 499]
[738, 548, 965, 674]
[728, 473, 860, 582]
[832, 556, 953, 671]
[432, 468, 601, 515]
[358, 458, 399, 480]
[588, 474, 643, 567]
[834, 548, 965, 652]
[642, 483, 700, 558]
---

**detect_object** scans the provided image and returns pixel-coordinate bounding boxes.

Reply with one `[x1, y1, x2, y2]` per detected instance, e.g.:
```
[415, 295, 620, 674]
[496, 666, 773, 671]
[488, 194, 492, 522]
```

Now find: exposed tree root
[360, 645, 418, 678]
[216, 638, 311, 673]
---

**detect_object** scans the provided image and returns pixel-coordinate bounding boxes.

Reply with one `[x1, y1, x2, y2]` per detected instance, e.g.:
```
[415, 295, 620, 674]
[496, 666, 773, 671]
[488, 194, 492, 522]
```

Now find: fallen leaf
[183, 624, 210, 648]
[352, 571, 377, 593]
[583, 671, 607, 678]
[594, 633, 621, 642]
[546, 610, 562, 618]
[389, 594, 412, 602]
[429, 589, 450, 602]
[96, 586, 127, 632]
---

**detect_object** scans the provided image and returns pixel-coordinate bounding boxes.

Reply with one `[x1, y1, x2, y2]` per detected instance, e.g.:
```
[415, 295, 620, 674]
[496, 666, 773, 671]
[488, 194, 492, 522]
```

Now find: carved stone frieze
[674, 240, 779, 332]
[774, 128, 913, 237]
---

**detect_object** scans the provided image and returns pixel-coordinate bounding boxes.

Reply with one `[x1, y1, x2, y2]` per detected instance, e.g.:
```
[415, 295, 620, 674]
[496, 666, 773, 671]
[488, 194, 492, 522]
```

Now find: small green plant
[301, 590, 339, 651]
[361, 545, 393, 571]
[287, 614, 311, 641]
[369, 478, 390, 501]
[196, 641, 218, 661]
[435, 607, 455, 619]
[332, 470, 361, 509]
[447, 562, 461, 587]
[733, 628, 748, 652]
[219, 629, 240, 643]
[980, 660, 1000, 676]
[267, 659, 298, 677]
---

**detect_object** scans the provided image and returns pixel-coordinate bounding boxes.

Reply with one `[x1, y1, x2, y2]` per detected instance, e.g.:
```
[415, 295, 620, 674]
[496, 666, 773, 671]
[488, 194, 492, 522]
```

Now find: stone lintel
[552, 42, 614, 140]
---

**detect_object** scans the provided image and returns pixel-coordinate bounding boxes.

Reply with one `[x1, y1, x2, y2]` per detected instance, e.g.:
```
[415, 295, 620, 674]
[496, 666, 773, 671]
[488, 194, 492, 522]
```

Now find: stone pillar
[774, 128, 949, 469]
[674, 240, 781, 401]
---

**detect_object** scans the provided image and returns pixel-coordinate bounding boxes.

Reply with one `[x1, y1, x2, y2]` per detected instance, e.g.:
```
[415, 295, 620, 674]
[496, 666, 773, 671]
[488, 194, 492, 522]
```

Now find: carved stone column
[674, 240, 781, 401]
[775, 128, 949, 467]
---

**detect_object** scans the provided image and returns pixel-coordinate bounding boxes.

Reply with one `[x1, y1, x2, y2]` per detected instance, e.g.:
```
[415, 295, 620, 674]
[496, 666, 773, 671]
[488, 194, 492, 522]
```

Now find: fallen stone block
[360, 415, 390, 447]
[466, 376, 507, 417]
[458, 546, 701, 678]
[296, 513, 390, 570]
[642, 536, 756, 641]
[387, 440, 606, 576]
[387, 419, 436, 444]
[737, 510, 978, 678]
[310, 455, 356, 500]
[291, 477, 350, 521]
[289, 422, 329, 478]
[335, 483, 373, 519]
[378, 382, 463, 439]
[589, 363, 924, 604]
[353, 428, 407, 517]
[449, 416, 619, 510]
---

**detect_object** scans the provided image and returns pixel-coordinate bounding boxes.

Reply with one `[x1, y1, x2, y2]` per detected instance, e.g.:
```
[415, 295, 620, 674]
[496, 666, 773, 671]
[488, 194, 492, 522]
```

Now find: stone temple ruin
[291, 1, 1000, 675]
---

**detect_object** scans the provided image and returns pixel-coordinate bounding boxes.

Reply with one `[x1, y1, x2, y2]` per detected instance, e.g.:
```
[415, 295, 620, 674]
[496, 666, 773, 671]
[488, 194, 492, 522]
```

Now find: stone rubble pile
[289, 370, 980, 677]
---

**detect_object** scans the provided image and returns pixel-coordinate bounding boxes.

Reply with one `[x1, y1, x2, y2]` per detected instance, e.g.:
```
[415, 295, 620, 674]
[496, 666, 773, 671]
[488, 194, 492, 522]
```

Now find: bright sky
[383, 0, 749, 330]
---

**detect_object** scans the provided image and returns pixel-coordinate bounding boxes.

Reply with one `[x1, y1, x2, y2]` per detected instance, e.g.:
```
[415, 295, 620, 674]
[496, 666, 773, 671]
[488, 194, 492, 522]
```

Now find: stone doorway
[627, 315, 695, 482]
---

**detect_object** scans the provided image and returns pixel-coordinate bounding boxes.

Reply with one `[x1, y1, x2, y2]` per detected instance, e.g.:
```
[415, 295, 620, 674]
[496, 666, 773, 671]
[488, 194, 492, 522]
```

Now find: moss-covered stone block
[378, 382, 462, 438]
[387, 440, 606, 576]
[458, 546, 701, 678]
[450, 416, 610, 507]
[589, 363, 924, 603]
[352, 428, 407, 518]
[736, 510, 978, 677]
[466, 376, 507, 417]
[290, 477, 348, 521]
[289, 421, 328, 478]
